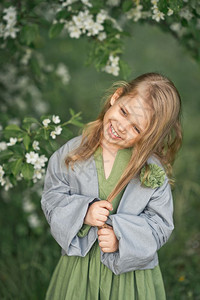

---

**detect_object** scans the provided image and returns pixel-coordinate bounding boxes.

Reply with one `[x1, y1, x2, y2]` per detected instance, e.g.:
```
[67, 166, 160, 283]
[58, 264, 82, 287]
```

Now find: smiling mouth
[109, 122, 121, 139]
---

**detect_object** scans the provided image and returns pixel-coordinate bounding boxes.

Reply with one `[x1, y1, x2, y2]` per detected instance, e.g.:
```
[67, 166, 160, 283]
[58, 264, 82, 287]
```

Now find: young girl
[41, 72, 182, 300]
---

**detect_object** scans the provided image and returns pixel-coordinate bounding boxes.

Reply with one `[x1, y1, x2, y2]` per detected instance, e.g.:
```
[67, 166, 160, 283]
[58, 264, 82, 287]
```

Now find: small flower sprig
[0, 109, 82, 190]
[140, 163, 165, 189]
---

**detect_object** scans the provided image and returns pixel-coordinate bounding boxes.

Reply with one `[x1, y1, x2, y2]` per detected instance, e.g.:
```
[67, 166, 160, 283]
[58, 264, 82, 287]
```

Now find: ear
[110, 87, 123, 106]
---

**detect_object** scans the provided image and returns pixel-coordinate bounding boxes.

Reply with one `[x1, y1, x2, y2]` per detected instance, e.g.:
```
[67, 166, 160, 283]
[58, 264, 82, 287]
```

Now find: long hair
[65, 72, 182, 203]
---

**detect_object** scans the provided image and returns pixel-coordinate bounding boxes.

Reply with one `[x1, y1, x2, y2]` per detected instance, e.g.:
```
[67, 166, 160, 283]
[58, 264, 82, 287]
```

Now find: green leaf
[0, 150, 13, 161]
[4, 132, 21, 139]
[20, 24, 39, 46]
[22, 123, 32, 131]
[4, 125, 22, 138]
[57, 10, 71, 20]
[9, 175, 17, 186]
[122, 0, 133, 12]
[12, 145, 24, 156]
[69, 108, 75, 116]
[21, 163, 34, 180]
[49, 23, 64, 39]
[5, 124, 21, 131]
[10, 158, 23, 177]
[69, 119, 83, 128]
[23, 117, 39, 124]
[23, 134, 31, 151]
[119, 60, 131, 80]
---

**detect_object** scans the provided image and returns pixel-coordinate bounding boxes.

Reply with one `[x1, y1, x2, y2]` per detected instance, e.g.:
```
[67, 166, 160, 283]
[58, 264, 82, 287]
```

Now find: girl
[41, 72, 182, 299]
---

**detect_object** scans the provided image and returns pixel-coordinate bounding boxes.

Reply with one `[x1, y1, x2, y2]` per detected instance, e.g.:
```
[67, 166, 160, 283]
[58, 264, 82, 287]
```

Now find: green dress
[45, 147, 166, 300]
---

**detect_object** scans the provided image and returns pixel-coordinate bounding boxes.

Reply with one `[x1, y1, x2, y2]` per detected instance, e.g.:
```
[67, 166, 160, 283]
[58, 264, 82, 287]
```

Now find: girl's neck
[100, 140, 121, 156]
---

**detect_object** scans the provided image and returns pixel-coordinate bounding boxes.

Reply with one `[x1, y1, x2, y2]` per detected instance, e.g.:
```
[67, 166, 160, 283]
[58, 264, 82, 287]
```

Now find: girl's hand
[97, 227, 119, 253]
[84, 200, 113, 227]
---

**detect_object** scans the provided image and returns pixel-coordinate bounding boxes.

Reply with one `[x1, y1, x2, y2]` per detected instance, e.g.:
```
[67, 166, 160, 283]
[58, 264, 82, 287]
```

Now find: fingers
[98, 234, 110, 242]
[100, 248, 113, 253]
[97, 215, 108, 223]
[98, 208, 110, 217]
[97, 228, 113, 236]
[96, 220, 107, 227]
[98, 200, 113, 211]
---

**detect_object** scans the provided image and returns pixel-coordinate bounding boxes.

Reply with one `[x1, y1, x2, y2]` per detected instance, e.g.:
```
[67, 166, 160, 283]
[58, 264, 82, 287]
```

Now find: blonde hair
[65, 72, 182, 203]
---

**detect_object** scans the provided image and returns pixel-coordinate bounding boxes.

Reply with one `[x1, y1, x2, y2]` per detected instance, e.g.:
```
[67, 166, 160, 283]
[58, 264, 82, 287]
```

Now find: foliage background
[0, 1, 200, 299]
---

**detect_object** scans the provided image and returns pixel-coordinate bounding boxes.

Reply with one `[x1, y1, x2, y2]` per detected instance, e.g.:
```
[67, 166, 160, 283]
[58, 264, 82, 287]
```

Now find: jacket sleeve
[100, 175, 174, 275]
[41, 145, 97, 257]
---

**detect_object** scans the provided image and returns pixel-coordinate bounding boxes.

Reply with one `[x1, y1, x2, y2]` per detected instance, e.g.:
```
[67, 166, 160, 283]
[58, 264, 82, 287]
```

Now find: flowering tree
[1, 0, 200, 193]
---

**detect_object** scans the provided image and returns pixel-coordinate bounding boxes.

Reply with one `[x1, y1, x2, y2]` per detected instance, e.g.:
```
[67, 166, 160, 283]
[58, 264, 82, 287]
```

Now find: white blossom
[0, 176, 13, 191]
[45, 64, 54, 72]
[98, 32, 107, 41]
[96, 10, 108, 24]
[21, 49, 32, 65]
[2, 6, 19, 39]
[16, 174, 23, 181]
[4, 26, 19, 39]
[33, 168, 45, 182]
[50, 131, 56, 139]
[0, 142, 7, 151]
[3, 12, 17, 27]
[170, 23, 182, 32]
[3, 6, 17, 16]
[109, 55, 119, 65]
[167, 8, 174, 16]
[106, 16, 122, 32]
[23, 199, 35, 213]
[87, 22, 104, 36]
[34, 155, 48, 170]
[107, 0, 121, 6]
[32, 141, 40, 151]
[104, 65, 120, 76]
[103, 55, 120, 76]
[55, 126, 62, 135]
[62, 0, 78, 7]
[25, 151, 39, 164]
[67, 23, 82, 38]
[3, 6, 17, 25]
[152, 9, 165, 22]
[66, 9, 106, 38]
[81, 0, 92, 7]
[27, 213, 41, 228]
[0, 23, 5, 38]
[55, 63, 70, 85]
[4, 178, 13, 191]
[179, 8, 193, 21]
[0, 178, 6, 187]
[126, 5, 143, 22]
[52, 115, 61, 124]
[42, 118, 51, 127]
[0, 165, 5, 180]
[151, 0, 159, 6]
[7, 137, 17, 146]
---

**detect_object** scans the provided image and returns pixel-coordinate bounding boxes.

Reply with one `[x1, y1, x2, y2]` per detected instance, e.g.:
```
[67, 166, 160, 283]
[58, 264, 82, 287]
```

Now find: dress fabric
[45, 146, 166, 300]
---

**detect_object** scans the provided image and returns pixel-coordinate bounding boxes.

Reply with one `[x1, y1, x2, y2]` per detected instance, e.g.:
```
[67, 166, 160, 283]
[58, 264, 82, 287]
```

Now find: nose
[117, 121, 126, 133]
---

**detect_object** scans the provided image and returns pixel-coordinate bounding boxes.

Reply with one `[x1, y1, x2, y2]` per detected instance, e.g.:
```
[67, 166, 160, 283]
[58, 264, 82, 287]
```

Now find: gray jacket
[41, 135, 174, 275]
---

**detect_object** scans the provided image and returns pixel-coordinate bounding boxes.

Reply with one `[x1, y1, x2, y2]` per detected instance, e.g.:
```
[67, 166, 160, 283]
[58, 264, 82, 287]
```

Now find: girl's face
[102, 90, 151, 152]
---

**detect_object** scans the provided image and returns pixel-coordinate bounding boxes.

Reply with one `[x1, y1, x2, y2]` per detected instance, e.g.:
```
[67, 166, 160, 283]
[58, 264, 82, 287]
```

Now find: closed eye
[133, 126, 140, 134]
[120, 107, 127, 116]
[121, 106, 141, 133]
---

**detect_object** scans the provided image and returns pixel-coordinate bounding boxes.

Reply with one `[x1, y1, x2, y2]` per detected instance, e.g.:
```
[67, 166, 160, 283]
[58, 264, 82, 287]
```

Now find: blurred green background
[1, 22, 200, 299]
